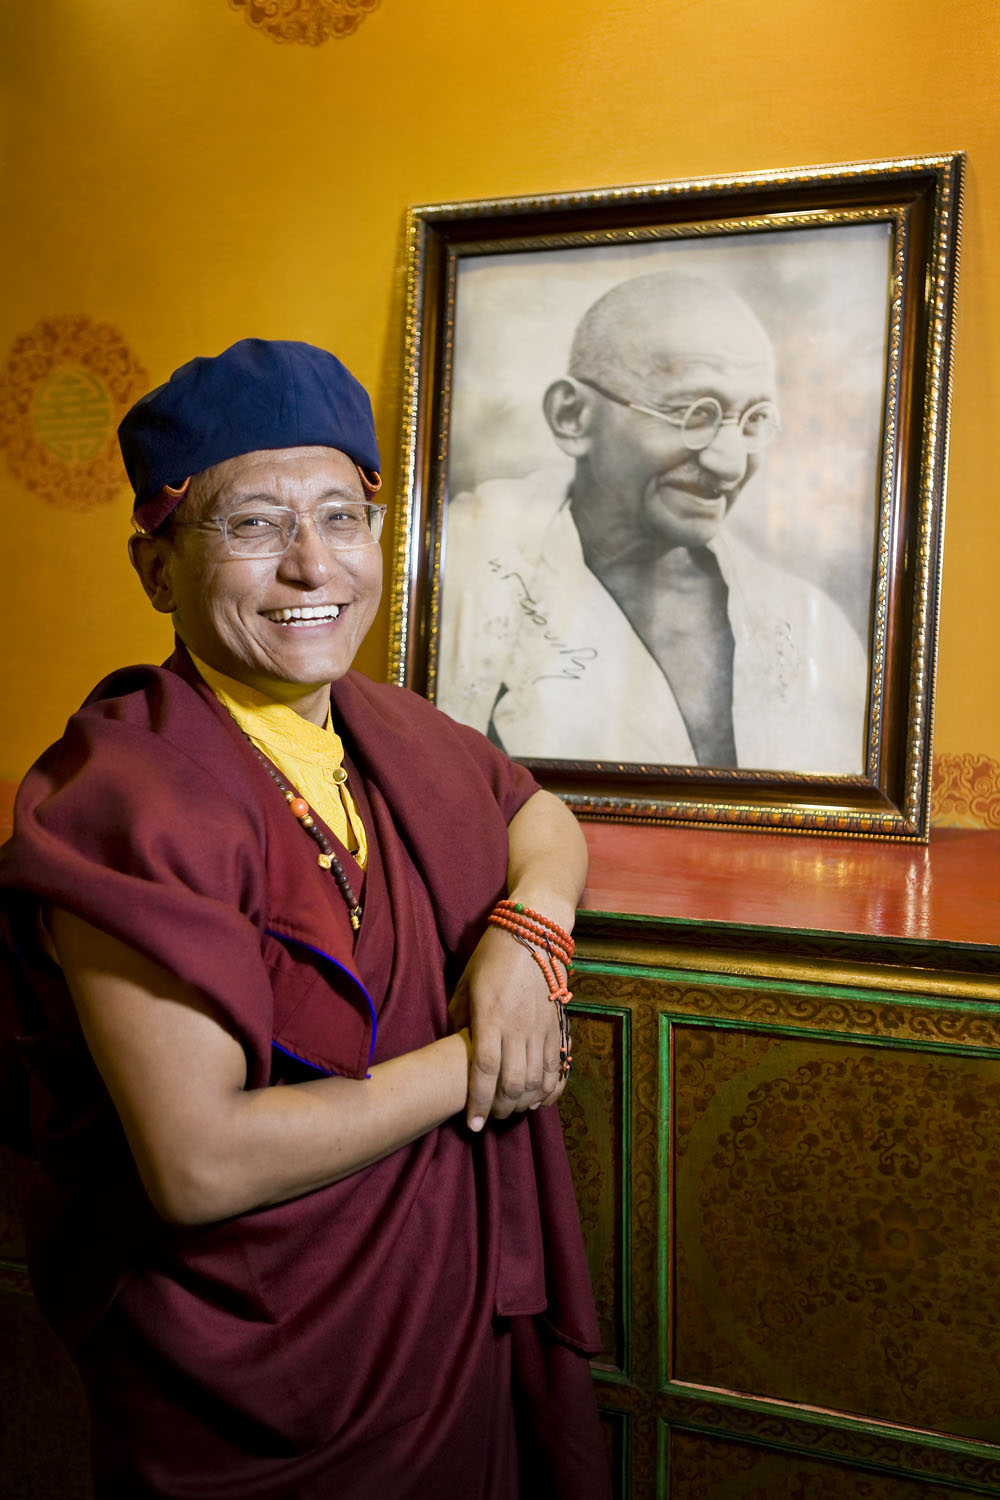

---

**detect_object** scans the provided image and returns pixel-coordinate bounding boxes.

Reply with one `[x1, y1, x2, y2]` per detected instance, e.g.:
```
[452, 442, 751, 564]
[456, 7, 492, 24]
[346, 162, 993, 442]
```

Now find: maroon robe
[0, 646, 608, 1500]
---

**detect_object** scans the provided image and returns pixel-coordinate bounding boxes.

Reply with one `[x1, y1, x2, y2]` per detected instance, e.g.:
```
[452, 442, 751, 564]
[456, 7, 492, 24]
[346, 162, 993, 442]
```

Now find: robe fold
[0, 645, 608, 1500]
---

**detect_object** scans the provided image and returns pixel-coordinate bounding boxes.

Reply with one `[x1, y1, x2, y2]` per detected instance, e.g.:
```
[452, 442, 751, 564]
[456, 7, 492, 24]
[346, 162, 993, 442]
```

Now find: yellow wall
[1, 0, 998, 781]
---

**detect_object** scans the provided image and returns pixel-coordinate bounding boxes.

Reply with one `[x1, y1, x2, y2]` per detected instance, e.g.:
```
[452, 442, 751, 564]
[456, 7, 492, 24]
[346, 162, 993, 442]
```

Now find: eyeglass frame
[158, 499, 389, 558]
[575, 376, 781, 454]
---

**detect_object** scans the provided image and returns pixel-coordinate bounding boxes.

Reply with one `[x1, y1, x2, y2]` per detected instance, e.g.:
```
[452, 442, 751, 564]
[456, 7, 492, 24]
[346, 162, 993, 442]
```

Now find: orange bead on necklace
[247, 742, 363, 931]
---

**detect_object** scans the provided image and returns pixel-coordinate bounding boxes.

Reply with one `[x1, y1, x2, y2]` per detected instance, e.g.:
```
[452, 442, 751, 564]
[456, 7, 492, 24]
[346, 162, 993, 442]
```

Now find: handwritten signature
[489, 559, 598, 684]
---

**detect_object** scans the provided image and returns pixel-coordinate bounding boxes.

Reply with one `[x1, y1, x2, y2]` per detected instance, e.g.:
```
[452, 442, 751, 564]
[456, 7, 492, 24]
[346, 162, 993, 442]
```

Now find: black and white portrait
[434, 224, 891, 775]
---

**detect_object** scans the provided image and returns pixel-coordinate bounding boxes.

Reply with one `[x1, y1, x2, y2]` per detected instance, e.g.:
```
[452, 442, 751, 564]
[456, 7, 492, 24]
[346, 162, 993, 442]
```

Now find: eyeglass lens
[681, 397, 779, 453]
[224, 503, 385, 556]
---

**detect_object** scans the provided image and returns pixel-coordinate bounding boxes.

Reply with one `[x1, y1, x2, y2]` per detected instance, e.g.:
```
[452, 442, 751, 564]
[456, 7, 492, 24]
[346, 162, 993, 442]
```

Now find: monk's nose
[276, 514, 334, 584]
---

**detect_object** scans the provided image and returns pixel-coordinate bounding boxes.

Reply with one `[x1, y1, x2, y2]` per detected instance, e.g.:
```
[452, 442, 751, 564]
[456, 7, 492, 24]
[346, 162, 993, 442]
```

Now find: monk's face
[144, 446, 383, 723]
[573, 298, 776, 557]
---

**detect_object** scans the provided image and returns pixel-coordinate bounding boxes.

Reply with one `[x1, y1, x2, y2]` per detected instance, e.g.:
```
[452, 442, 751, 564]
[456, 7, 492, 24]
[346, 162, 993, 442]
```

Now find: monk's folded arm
[505, 788, 589, 930]
[48, 907, 471, 1227]
[461, 788, 589, 1127]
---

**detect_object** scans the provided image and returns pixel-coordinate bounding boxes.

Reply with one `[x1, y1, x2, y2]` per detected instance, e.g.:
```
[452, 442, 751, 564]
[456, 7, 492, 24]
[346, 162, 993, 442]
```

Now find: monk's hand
[450, 789, 587, 1131]
[448, 924, 565, 1131]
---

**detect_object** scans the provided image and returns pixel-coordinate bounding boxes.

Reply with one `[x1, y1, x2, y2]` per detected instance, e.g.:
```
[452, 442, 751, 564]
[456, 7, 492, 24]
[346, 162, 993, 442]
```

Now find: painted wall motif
[0, 317, 147, 513]
[229, 0, 381, 43]
[930, 751, 1000, 828]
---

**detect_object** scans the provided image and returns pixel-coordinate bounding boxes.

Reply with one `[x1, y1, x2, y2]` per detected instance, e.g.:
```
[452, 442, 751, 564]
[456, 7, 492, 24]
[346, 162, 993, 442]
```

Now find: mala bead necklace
[246, 741, 363, 931]
[487, 899, 574, 1078]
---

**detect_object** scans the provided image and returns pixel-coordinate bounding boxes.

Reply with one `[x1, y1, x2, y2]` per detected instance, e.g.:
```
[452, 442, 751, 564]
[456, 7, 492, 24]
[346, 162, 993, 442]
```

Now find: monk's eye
[225, 510, 291, 551]
[317, 505, 372, 541]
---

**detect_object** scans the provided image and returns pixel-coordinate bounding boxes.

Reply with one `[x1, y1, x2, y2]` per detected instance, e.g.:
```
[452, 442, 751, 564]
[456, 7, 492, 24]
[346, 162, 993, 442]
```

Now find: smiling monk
[0, 340, 610, 1500]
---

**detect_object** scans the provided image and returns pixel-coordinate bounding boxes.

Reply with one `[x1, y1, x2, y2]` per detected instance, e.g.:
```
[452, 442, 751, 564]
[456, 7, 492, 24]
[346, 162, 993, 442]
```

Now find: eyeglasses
[577, 377, 781, 454]
[170, 500, 388, 558]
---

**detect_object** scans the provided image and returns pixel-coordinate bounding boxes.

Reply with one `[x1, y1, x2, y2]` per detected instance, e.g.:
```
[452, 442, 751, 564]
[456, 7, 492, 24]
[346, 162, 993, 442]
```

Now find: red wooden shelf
[581, 824, 1000, 950]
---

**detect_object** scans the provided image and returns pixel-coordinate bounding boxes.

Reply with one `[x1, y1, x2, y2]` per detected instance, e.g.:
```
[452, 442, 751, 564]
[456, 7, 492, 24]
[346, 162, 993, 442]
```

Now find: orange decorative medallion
[0, 316, 148, 512]
[229, 0, 381, 44]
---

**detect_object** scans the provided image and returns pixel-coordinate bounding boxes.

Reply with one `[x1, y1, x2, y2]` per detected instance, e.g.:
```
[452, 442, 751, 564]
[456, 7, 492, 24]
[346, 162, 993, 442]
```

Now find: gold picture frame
[388, 154, 964, 840]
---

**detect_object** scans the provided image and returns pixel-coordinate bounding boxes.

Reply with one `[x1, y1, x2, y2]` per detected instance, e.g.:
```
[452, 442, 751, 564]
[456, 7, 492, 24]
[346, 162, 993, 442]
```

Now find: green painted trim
[656, 1392, 1000, 1495]
[656, 1008, 1000, 1062]
[658, 1013, 672, 1394]
[574, 955, 1000, 1020]
[596, 1402, 632, 1497]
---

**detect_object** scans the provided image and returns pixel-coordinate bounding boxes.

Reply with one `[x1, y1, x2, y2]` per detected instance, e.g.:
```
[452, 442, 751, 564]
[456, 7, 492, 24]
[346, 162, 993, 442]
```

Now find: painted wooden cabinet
[563, 823, 1000, 1499]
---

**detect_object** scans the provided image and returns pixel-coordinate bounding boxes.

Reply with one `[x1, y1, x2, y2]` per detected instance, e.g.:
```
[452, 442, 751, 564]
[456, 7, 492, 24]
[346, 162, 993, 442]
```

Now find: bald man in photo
[438, 269, 869, 774]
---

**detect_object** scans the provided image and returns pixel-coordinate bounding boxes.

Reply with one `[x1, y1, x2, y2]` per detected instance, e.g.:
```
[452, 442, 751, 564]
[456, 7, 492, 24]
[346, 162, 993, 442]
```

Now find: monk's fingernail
[529, 1102, 540, 1110]
[470, 1116, 485, 1133]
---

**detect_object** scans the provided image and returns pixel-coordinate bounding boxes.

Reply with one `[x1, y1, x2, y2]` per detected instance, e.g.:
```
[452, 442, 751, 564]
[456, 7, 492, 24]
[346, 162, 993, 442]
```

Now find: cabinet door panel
[561, 1002, 630, 1375]
[668, 1020, 1000, 1440]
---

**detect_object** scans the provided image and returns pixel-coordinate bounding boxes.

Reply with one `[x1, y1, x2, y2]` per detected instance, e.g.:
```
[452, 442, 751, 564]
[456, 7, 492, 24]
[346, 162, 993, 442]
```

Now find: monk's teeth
[263, 605, 341, 623]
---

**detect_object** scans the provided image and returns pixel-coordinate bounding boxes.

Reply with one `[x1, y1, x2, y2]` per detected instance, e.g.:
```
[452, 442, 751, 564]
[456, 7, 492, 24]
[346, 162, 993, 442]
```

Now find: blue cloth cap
[120, 338, 380, 523]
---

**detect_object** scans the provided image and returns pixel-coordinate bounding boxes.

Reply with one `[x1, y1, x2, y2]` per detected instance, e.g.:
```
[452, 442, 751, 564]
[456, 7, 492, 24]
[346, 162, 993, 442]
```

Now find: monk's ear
[128, 533, 177, 615]
[543, 378, 597, 458]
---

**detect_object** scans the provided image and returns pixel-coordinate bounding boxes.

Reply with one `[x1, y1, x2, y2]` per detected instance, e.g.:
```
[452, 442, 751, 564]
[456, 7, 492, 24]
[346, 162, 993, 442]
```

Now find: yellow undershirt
[189, 653, 368, 869]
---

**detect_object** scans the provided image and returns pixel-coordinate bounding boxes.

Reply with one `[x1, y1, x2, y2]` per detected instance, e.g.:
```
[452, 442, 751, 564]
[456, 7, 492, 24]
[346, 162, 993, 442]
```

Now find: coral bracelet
[487, 900, 574, 1002]
[487, 900, 574, 1078]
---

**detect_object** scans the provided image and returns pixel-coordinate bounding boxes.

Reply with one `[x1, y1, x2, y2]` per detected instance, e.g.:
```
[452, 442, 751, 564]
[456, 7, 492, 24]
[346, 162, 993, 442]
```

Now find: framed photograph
[388, 154, 964, 839]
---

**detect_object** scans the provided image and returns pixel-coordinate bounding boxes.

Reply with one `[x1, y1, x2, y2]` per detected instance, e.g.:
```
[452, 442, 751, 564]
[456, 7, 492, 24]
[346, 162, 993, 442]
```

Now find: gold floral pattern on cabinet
[672, 1024, 1000, 1441]
[558, 1007, 626, 1370]
[0, 316, 148, 511]
[229, 0, 381, 44]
